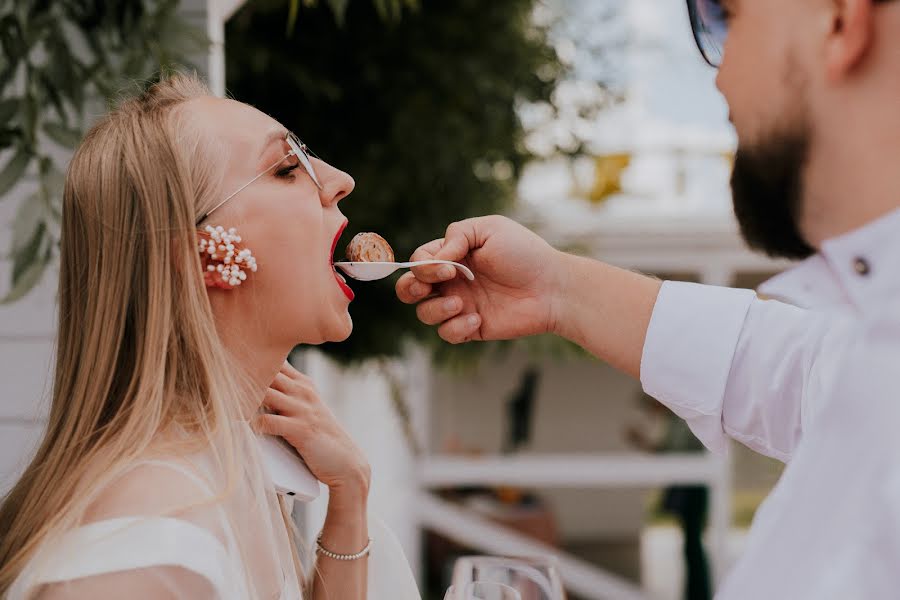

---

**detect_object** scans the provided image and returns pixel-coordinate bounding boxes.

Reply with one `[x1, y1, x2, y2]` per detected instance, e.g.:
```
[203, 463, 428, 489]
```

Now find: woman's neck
[214, 318, 291, 419]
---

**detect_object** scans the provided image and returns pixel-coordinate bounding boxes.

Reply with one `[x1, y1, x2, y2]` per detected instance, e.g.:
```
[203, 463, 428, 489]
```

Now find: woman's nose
[317, 159, 355, 206]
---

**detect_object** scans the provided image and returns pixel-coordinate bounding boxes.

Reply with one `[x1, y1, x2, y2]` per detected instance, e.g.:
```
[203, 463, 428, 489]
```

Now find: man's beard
[731, 123, 816, 260]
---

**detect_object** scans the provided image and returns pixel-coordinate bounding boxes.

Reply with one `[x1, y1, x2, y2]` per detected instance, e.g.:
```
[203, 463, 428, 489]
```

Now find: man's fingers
[435, 221, 478, 263]
[410, 220, 481, 283]
[409, 238, 445, 262]
[407, 238, 458, 284]
[438, 312, 482, 345]
[396, 272, 432, 304]
[409, 263, 458, 284]
[416, 296, 463, 326]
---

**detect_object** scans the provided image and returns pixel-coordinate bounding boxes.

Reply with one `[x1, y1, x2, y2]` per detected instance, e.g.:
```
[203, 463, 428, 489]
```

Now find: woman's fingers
[253, 412, 294, 438]
[416, 295, 463, 326]
[438, 312, 482, 344]
[270, 369, 314, 395]
[278, 359, 312, 382]
[269, 371, 291, 394]
[265, 382, 320, 414]
[262, 387, 296, 414]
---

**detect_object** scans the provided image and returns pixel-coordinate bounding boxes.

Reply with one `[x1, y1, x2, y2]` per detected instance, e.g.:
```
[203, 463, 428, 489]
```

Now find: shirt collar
[758, 207, 900, 312]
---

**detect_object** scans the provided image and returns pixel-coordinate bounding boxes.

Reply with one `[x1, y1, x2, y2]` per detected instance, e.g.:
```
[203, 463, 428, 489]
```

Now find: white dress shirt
[641, 207, 900, 599]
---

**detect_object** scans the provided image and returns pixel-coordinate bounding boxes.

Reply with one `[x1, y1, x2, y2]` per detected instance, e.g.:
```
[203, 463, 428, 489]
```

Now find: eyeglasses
[686, 0, 728, 68]
[196, 131, 323, 225]
[687, 0, 896, 68]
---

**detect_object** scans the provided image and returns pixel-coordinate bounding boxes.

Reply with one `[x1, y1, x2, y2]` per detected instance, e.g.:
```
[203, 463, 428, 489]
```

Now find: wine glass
[450, 556, 566, 600]
[444, 582, 523, 600]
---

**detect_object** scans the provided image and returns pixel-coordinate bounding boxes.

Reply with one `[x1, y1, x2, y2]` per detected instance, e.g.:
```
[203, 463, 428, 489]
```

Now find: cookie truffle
[345, 232, 395, 263]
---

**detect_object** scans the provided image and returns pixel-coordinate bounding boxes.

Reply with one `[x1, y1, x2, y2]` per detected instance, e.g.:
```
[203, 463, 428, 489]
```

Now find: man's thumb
[434, 221, 477, 262]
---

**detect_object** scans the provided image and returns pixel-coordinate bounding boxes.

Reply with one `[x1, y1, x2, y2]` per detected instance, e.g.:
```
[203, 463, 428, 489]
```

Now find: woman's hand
[255, 360, 371, 501]
[257, 361, 370, 597]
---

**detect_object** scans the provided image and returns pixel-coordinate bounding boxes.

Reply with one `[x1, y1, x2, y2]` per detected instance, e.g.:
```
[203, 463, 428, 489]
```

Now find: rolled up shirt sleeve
[640, 281, 756, 455]
[640, 281, 844, 461]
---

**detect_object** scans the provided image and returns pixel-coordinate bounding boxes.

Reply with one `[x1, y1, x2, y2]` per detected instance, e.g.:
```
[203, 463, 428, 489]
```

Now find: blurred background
[0, 1, 792, 598]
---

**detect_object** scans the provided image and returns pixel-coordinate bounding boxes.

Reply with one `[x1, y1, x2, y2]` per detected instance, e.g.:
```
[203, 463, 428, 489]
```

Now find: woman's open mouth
[331, 221, 354, 301]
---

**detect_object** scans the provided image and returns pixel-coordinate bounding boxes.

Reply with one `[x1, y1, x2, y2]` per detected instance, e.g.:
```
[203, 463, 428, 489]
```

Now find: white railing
[418, 451, 733, 596]
[418, 492, 648, 600]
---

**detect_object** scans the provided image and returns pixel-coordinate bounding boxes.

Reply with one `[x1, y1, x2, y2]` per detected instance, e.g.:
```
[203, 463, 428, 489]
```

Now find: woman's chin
[328, 314, 353, 342]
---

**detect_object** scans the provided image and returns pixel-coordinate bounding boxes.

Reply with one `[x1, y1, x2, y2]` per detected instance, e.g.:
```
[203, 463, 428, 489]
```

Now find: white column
[205, 0, 226, 97]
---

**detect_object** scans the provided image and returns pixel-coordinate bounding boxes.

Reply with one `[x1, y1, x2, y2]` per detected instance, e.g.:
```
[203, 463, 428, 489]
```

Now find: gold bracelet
[315, 534, 373, 561]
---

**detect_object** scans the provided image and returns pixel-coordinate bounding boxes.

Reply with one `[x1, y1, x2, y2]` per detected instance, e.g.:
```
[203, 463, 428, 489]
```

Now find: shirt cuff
[641, 281, 756, 454]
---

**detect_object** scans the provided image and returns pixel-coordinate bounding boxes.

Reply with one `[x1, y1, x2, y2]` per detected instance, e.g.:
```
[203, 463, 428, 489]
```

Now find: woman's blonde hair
[0, 72, 266, 593]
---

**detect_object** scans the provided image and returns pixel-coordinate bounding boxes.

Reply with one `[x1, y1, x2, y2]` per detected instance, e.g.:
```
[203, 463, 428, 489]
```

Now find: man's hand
[395, 216, 567, 344]
[397, 214, 662, 378]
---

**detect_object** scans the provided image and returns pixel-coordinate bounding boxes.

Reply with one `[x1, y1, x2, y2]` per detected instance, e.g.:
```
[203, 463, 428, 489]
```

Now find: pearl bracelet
[315, 534, 373, 561]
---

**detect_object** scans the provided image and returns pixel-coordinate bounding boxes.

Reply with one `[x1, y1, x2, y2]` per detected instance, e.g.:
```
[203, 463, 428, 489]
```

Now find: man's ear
[823, 0, 876, 82]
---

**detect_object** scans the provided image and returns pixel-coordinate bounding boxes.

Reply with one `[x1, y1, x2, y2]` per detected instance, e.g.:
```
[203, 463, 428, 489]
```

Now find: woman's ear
[197, 225, 258, 290]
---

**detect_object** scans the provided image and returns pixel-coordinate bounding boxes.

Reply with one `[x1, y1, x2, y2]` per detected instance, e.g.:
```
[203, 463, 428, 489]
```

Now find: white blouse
[10, 436, 420, 600]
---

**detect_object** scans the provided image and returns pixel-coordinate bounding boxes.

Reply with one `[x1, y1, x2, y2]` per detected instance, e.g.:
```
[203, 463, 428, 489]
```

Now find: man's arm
[397, 215, 840, 460]
[551, 253, 662, 378]
[559, 262, 844, 460]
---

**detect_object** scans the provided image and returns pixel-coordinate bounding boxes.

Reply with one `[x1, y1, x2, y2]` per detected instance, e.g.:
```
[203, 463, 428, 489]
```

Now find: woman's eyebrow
[257, 128, 289, 159]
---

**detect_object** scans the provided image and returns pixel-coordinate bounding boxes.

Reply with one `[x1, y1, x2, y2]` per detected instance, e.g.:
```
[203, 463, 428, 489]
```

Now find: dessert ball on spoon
[345, 232, 395, 263]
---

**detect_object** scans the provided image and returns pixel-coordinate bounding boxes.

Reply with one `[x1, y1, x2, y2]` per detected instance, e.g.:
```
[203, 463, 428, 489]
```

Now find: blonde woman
[0, 73, 418, 599]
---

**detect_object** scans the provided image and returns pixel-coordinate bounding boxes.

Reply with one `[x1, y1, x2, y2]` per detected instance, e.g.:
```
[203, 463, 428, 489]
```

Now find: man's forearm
[551, 252, 663, 379]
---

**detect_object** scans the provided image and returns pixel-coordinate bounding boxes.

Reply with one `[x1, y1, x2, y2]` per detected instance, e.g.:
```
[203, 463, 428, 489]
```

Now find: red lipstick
[331, 221, 354, 301]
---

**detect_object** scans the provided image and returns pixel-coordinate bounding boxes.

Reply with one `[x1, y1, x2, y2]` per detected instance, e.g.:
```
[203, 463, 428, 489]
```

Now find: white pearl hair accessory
[197, 225, 257, 289]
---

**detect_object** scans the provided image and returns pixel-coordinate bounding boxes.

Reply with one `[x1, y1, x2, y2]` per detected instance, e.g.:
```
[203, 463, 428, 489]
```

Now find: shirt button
[853, 257, 871, 276]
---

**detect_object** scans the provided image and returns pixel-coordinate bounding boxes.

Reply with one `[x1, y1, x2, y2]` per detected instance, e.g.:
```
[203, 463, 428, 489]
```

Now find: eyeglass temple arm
[195, 154, 289, 225]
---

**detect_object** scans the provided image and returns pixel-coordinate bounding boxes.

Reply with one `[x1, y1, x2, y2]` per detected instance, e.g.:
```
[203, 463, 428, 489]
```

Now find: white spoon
[334, 260, 475, 282]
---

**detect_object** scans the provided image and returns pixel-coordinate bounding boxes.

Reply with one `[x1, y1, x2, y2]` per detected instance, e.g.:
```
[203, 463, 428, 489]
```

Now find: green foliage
[0, 0, 206, 302]
[226, 0, 564, 365]
[289, 0, 418, 29]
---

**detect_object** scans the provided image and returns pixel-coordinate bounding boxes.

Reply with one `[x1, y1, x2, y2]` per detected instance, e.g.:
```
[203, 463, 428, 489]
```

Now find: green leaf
[0, 98, 18, 123]
[0, 61, 19, 96]
[371, 0, 389, 20]
[0, 16, 26, 62]
[10, 192, 45, 254]
[0, 127, 20, 149]
[46, 34, 83, 116]
[37, 70, 69, 123]
[43, 121, 82, 149]
[0, 147, 30, 197]
[1, 254, 48, 304]
[329, 0, 350, 24]
[11, 220, 45, 284]
[287, 0, 300, 35]
[21, 94, 37, 149]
